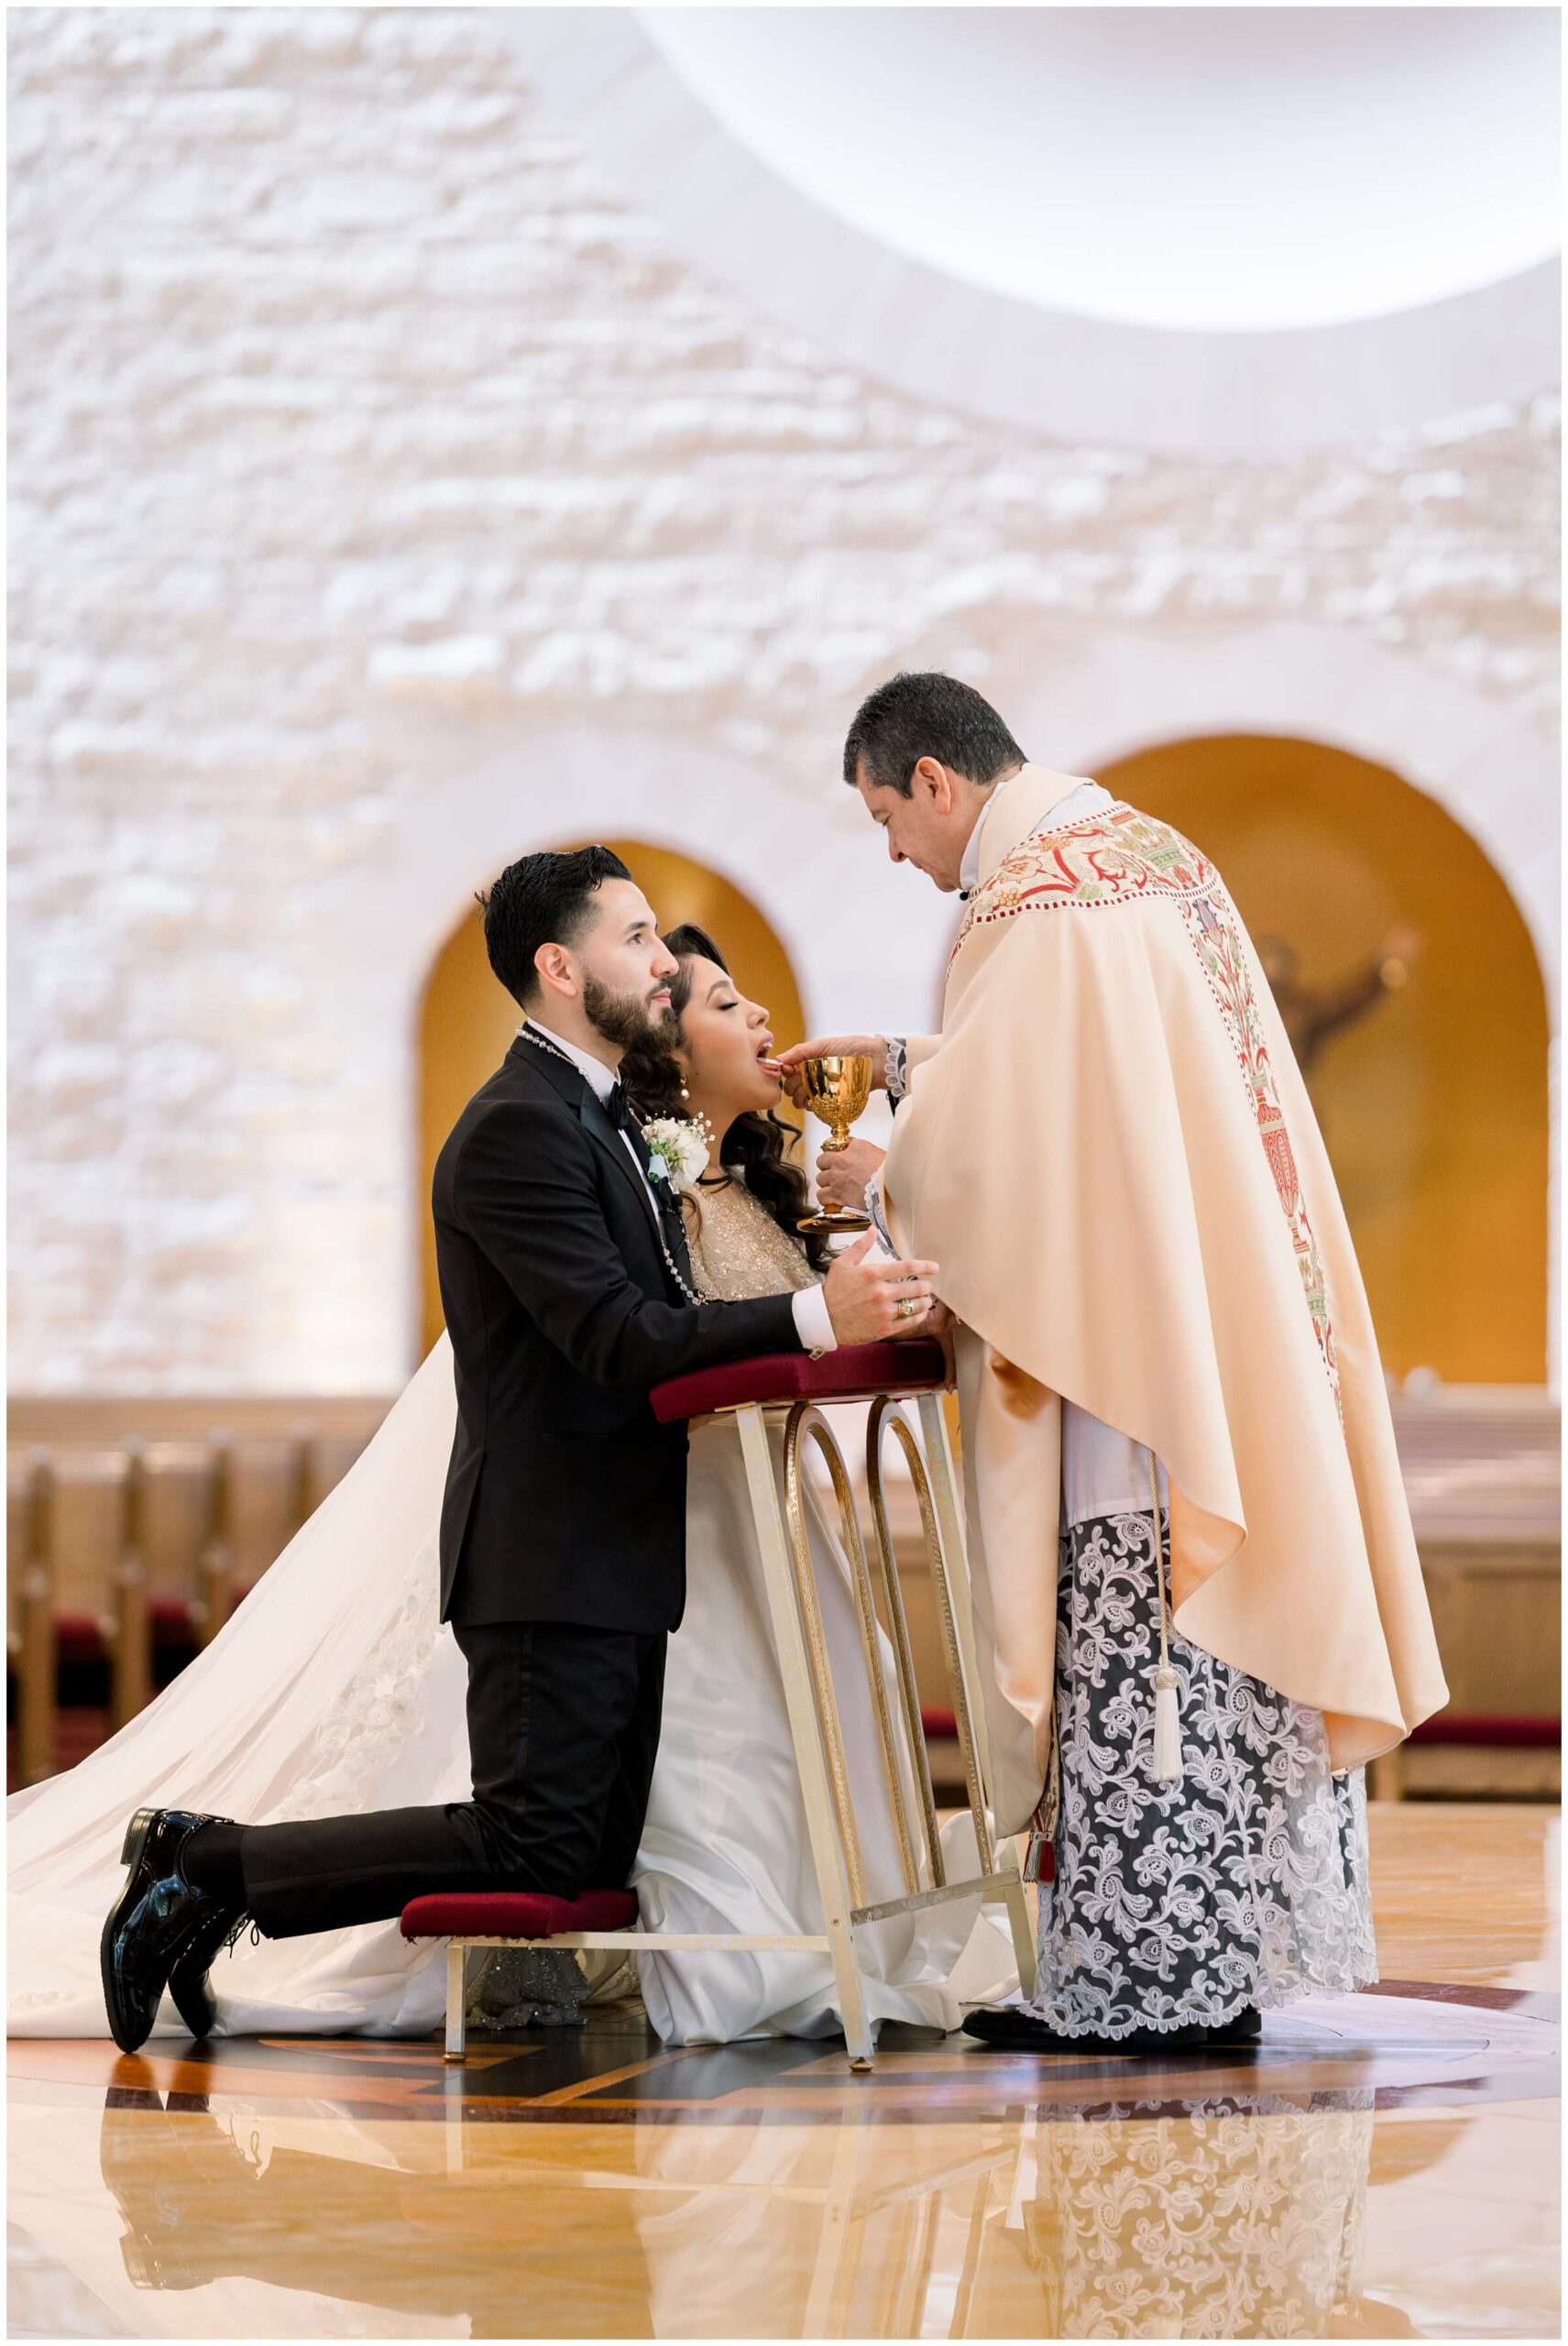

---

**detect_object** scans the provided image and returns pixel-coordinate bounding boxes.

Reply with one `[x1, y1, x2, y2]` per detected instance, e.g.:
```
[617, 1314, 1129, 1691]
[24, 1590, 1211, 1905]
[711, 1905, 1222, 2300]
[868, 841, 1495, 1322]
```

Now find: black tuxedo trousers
[241, 1620, 665, 1937]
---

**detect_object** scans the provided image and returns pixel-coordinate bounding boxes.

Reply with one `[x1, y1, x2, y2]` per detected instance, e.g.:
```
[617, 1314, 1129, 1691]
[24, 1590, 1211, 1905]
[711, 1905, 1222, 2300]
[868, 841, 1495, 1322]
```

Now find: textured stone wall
[8, 7, 1559, 1391]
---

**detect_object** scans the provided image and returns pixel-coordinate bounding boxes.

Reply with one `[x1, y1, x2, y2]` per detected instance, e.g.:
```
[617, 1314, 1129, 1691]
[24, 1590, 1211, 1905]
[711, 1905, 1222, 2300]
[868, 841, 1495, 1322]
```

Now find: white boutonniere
[641, 1113, 712, 1193]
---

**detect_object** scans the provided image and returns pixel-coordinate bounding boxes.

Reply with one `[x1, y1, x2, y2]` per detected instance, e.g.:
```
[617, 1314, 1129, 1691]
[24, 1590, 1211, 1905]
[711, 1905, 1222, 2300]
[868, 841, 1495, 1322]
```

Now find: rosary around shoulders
[518, 1025, 709, 1308]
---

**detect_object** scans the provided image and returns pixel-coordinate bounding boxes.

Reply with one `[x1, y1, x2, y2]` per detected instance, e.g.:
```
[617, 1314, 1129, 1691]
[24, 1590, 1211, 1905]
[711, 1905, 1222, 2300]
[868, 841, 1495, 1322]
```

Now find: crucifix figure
[1255, 926, 1421, 1076]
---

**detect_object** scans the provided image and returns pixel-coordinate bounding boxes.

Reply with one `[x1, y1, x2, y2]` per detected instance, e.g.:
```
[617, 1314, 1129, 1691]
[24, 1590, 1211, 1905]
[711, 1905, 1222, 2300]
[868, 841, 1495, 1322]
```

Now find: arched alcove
[1099, 733, 1550, 1382]
[417, 839, 807, 1354]
[319, 650, 1555, 1387]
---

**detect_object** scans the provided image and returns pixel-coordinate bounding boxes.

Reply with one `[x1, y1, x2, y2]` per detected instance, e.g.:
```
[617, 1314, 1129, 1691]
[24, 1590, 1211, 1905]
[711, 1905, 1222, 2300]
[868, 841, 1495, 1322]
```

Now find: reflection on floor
[9, 1806, 1560, 2339]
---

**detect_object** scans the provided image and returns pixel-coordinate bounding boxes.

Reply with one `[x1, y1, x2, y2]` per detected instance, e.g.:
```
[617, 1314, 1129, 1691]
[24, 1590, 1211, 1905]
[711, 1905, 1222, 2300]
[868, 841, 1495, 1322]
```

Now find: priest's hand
[822, 1233, 939, 1345]
[774, 1035, 886, 1110]
[815, 1137, 886, 1214]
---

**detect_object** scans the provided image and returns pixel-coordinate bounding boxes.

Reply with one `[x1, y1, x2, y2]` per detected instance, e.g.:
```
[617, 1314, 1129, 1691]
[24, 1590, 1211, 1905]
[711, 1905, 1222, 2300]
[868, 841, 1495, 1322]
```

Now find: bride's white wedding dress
[9, 1178, 1014, 2045]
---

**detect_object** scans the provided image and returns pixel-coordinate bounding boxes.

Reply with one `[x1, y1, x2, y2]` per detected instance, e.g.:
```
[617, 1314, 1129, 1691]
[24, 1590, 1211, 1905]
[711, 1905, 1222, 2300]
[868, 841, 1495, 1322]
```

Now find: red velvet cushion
[652, 1339, 948, 1424]
[399, 1888, 639, 1941]
[52, 1597, 214, 1661]
[54, 1614, 105, 1664]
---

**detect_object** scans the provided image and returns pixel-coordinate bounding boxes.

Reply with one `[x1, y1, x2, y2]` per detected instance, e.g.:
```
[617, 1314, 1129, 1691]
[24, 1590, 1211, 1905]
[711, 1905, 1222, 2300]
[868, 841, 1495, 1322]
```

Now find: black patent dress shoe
[100, 1808, 237, 2054]
[1206, 2003, 1263, 2046]
[961, 2001, 1264, 2055]
[165, 1899, 248, 2041]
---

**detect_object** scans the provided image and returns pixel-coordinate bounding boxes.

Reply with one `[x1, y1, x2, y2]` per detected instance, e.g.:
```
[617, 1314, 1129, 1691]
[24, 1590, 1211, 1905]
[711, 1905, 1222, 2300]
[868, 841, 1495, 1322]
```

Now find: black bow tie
[605, 1080, 637, 1138]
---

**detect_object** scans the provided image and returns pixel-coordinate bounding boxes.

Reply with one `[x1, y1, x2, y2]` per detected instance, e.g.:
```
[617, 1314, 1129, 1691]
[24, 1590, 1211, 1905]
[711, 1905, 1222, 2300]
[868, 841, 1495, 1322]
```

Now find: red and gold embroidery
[954, 802, 1341, 1404]
[950, 804, 1215, 963]
[1179, 893, 1341, 1406]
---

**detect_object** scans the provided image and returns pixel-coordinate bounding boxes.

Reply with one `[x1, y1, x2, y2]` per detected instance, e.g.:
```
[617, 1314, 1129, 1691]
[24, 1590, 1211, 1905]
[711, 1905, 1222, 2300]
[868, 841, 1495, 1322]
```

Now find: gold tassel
[1147, 1446, 1184, 1787]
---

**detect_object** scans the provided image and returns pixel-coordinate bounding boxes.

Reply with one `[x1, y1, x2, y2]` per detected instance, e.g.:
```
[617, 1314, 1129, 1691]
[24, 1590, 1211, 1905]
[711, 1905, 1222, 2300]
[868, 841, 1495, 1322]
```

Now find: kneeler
[401, 1340, 1036, 2069]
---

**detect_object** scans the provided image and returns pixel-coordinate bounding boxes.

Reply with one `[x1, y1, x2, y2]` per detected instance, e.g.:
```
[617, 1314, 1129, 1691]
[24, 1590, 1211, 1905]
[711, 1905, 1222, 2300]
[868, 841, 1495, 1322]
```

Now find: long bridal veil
[10, 1341, 471, 2037]
[11, 1336, 1017, 2042]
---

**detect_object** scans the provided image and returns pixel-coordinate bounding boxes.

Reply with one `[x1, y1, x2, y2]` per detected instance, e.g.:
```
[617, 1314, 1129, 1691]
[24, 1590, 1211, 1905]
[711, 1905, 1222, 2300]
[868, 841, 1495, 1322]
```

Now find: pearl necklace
[517, 1025, 706, 1309]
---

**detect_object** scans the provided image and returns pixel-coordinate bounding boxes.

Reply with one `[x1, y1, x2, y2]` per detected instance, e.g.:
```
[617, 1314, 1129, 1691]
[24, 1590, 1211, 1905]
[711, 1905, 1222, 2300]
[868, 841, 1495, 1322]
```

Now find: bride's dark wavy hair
[620, 923, 833, 1274]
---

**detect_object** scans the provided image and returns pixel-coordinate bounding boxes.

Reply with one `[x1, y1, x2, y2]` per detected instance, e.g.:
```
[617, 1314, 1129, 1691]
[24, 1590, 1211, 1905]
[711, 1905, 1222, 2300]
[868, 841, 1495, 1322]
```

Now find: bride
[9, 924, 1013, 2046]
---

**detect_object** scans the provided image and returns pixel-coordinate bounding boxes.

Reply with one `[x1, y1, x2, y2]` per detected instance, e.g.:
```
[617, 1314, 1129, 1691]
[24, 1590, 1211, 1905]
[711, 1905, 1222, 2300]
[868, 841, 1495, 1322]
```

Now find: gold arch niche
[417, 840, 807, 1356]
[1099, 734, 1549, 1383]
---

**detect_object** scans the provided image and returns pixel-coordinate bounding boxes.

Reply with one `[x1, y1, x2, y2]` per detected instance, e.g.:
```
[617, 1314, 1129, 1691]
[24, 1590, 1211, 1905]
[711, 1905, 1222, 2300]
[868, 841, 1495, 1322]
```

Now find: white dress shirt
[525, 1021, 837, 1354]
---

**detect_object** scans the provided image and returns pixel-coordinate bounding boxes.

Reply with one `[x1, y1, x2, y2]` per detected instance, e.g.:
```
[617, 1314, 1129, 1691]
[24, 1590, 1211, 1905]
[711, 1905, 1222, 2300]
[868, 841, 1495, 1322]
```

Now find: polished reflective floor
[9, 1806, 1559, 2339]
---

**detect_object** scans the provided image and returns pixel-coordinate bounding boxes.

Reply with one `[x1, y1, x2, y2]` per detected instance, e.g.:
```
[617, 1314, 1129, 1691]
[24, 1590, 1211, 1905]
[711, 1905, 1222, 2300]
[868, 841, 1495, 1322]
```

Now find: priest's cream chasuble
[883, 765, 1447, 1835]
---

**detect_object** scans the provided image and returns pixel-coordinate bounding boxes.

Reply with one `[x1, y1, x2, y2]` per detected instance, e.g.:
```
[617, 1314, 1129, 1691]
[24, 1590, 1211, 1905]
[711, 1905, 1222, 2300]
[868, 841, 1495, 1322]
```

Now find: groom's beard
[581, 972, 670, 1058]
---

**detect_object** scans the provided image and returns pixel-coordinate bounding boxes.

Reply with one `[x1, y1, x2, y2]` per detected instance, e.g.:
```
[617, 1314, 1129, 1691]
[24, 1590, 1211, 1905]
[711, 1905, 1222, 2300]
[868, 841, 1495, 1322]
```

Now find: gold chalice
[796, 1054, 874, 1237]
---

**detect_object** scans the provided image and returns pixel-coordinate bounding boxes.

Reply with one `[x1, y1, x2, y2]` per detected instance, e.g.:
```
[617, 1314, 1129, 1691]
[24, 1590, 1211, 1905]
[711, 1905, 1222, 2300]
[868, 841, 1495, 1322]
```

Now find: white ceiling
[640, 6, 1560, 333]
[506, 7, 1561, 451]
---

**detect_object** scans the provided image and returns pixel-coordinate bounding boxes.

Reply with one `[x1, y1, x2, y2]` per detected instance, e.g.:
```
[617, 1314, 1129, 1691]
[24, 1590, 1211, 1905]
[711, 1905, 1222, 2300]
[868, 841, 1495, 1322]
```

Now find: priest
[780, 671, 1447, 2053]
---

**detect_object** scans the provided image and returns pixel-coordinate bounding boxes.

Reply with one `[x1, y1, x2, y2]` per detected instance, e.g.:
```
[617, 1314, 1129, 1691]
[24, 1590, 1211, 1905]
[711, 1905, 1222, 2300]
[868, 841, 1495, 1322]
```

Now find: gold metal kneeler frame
[438, 1386, 1036, 2069]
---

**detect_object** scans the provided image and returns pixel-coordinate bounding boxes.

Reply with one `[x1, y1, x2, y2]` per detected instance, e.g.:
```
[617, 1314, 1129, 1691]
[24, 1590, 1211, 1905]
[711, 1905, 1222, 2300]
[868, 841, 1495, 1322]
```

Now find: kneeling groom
[103, 845, 938, 2053]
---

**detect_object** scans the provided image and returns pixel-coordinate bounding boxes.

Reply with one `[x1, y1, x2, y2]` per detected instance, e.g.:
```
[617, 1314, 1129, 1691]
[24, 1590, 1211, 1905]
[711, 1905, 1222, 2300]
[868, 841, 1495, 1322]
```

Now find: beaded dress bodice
[681, 1175, 818, 1304]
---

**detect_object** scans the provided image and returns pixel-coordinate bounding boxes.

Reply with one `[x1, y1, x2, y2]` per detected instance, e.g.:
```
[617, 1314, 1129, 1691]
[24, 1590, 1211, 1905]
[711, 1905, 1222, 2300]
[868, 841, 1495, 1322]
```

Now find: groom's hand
[815, 1137, 886, 1214]
[823, 1233, 939, 1346]
[775, 1035, 886, 1110]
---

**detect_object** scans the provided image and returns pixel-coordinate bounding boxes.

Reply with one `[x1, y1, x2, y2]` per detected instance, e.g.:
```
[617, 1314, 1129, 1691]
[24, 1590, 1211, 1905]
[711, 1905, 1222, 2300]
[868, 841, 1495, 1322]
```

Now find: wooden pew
[7, 1453, 55, 1788]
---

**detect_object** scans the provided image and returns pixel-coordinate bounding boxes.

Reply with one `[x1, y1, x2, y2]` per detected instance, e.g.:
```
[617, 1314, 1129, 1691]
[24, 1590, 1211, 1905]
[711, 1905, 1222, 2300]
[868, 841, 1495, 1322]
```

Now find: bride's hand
[822, 1233, 939, 1346]
[773, 1035, 886, 1110]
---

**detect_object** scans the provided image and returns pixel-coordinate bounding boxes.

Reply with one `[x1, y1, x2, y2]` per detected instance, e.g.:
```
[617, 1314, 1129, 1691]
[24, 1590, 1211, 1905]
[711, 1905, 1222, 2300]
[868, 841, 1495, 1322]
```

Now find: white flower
[641, 1113, 712, 1192]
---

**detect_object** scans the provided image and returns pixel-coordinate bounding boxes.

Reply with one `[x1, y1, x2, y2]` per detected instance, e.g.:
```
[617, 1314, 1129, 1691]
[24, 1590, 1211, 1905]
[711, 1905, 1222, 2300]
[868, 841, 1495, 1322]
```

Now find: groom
[103, 844, 938, 2053]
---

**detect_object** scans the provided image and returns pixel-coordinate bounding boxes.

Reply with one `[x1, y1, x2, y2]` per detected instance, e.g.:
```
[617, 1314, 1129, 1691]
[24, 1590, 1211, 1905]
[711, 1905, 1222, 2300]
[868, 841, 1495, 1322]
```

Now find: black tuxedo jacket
[432, 1036, 803, 1632]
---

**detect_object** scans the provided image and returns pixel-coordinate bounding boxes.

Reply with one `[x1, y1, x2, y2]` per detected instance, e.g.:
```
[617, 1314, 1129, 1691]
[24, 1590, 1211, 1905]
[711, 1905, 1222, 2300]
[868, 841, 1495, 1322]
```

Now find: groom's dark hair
[477, 844, 632, 1007]
[843, 672, 1025, 797]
